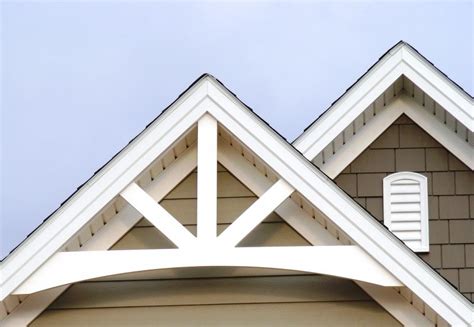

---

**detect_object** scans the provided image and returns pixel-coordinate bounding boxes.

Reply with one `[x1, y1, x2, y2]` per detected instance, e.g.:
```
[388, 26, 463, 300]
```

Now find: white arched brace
[13, 246, 402, 295]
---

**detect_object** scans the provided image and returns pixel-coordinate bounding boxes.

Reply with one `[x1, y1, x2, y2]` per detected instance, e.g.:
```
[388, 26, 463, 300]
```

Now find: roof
[298, 40, 472, 136]
[1, 44, 473, 325]
[293, 41, 474, 167]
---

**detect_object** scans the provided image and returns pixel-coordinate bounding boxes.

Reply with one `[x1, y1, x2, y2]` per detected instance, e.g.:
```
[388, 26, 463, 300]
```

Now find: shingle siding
[335, 115, 474, 301]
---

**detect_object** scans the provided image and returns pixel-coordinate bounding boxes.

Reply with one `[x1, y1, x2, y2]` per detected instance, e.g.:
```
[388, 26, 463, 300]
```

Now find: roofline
[1, 74, 472, 325]
[293, 41, 473, 161]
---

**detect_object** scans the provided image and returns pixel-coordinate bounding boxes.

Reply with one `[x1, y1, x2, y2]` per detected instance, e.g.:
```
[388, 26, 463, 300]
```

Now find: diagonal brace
[218, 179, 294, 247]
[120, 183, 196, 248]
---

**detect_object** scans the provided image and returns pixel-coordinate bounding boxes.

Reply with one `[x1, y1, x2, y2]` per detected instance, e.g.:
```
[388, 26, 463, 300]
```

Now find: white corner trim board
[383, 172, 429, 253]
[13, 247, 402, 295]
[2, 75, 472, 325]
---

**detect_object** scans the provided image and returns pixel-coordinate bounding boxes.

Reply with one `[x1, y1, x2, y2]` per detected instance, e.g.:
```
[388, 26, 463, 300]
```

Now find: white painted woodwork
[403, 99, 474, 169]
[3, 73, 471, 326]
[197, 114, 217, 242]
[0, 80, 207, 303]
[319, 95, 474, 178]
[321, 97, 404, 178]
[1, 143, 198, 327]
[84, 143, 197, 250]
[217, 139, 339, 246]
[218, 179, 294, 247]
[217, 141, 433, 326]
[295, 43, 473, 163]
[359, 283, 434, 327]
[383, 172, 429, 253]
[13, 246, 402, 295]
[120, 183, 197, 248]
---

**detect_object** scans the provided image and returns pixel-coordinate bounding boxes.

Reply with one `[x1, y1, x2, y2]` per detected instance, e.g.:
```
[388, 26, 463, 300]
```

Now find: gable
[294, 44, 473, 175]
[334, 115, 474, 302]
[1, 73, 472, 326]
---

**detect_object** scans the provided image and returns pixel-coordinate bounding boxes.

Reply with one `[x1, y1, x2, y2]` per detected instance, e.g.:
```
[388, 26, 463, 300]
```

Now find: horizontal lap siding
[32, 276, 400, 326]
[335, 115, 474, 301]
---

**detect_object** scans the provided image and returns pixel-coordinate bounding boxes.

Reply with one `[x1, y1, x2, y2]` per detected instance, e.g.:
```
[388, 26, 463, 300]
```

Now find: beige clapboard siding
[93, 267, 308, 282]
[135, 197, 281, 227]
[166, 171, 255, 199]
[49, 275, 369, 309]
[32, 301, 401, 326]
[111, 222, 309, 250]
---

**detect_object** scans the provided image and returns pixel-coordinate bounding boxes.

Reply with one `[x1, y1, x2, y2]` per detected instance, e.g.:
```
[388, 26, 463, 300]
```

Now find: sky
[1, 1, 473, 258]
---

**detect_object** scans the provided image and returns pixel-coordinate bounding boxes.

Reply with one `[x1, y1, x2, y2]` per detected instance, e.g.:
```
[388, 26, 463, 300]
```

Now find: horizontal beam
[14, 246, 402, 295]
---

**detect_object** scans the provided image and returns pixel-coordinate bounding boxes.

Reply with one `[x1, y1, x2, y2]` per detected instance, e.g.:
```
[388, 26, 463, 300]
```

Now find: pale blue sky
[1, 1, 473, 258]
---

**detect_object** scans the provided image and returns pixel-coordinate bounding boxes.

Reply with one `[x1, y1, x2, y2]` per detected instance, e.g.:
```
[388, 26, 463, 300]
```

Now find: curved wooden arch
[14, 246, 401, 295]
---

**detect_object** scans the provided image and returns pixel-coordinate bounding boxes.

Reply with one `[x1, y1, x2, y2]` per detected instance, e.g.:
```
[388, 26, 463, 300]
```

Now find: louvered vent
[383, 172, 429, 252]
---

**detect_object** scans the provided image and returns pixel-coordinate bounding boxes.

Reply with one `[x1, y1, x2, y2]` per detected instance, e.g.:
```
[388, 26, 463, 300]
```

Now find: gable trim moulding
[1, 76, 472, 325]
[294, 43, 474, 164]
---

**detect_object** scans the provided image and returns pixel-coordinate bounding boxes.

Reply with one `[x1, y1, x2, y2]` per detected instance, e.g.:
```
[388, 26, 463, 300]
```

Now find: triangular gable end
[294, 41, 473, 174]
[1, 75, 472, 326]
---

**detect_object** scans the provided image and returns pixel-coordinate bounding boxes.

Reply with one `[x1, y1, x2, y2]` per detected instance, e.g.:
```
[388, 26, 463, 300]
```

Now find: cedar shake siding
[335, 114, 474, 302]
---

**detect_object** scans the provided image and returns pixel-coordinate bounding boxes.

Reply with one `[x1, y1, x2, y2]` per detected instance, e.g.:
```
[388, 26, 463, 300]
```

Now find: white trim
[197, 114, 218, 242]
[321, 97, 404, 178]
[120, 183, 197, 248]
[217, 139, 339, 246]
[218, 139, 433, 326]
[403, 99, 474, 170]
[359, 283, 434, 327]
[84, 142, 197, 250]
[319, 95, 473, 178]
[0, 79, 208, 301]
[206, 80, 472, 325]
[1, 143, 199, 326]
[2, 76, 472, 325]
[294, 43, 474, 167]
[218, 179, 294, 247]
[13, 247, 402, 295]
[383, 172, 430, 253]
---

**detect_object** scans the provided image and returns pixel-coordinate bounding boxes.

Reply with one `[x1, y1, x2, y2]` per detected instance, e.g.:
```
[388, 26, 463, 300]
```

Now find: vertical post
[197, 114, 217, 244]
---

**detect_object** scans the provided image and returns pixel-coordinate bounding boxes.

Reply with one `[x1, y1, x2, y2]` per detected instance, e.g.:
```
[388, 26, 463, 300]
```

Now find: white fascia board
[293, 45, 405, 157]
[0, 78, 209, 301]
[294, 44, 474, 162]
[204, 80, 472, 325]
[321, 95, 473, 178]
[401, 46, 473, 123]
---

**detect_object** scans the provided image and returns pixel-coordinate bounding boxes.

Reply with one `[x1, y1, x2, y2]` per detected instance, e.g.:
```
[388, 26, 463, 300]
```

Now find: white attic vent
[383, 172, 429, 252]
